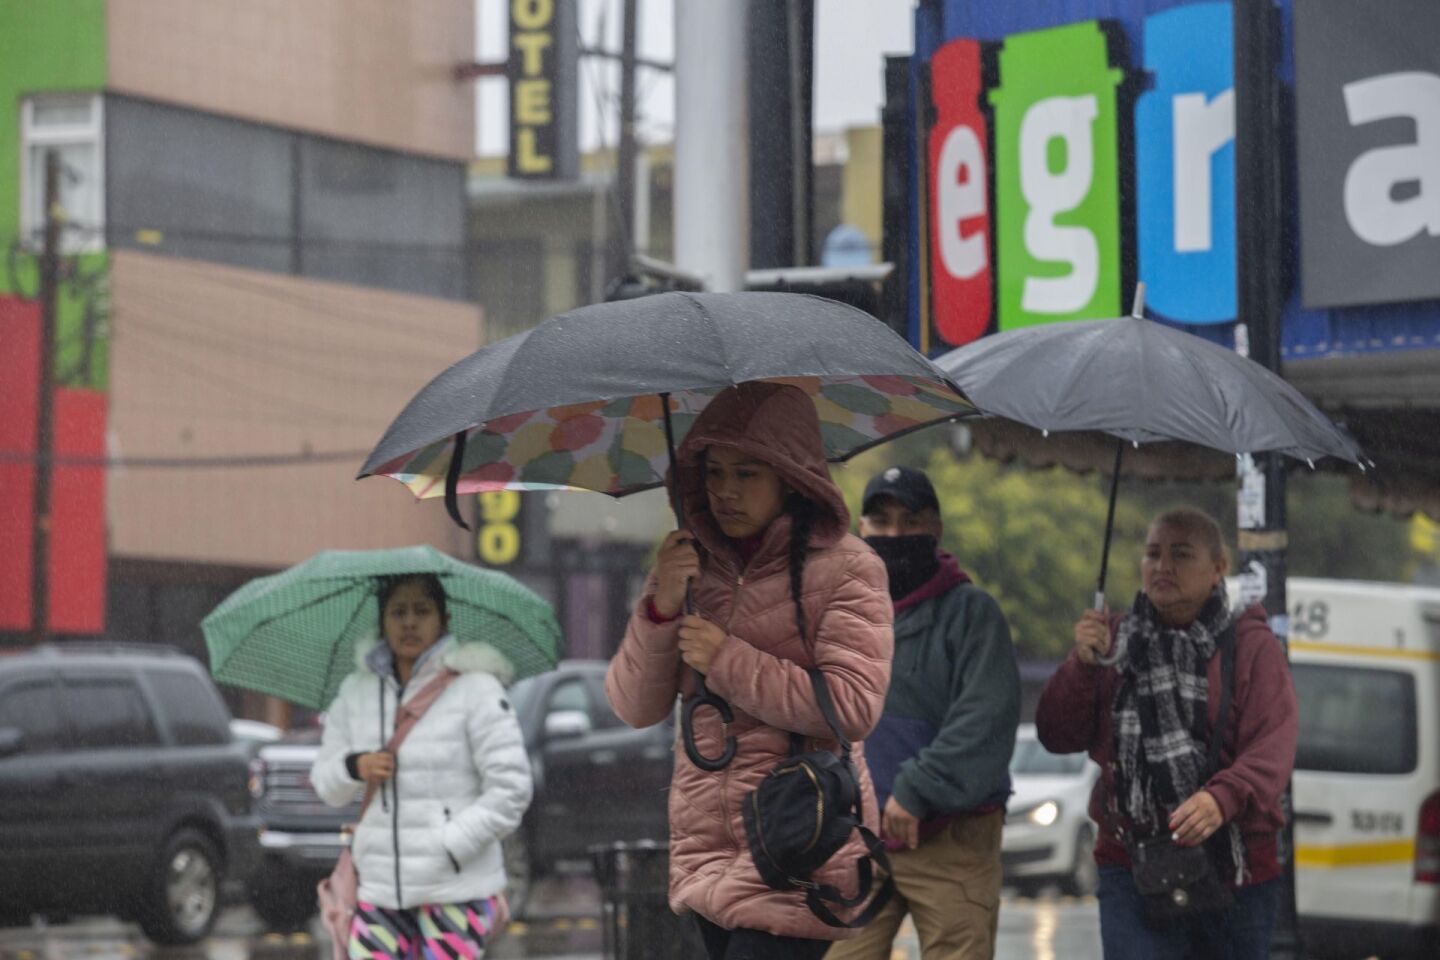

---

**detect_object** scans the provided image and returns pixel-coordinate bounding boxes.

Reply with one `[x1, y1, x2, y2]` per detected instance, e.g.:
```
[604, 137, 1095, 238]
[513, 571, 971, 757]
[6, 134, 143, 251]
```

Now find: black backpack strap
[807, 667, 850, 752]
[803, 825, 896, 928]
[1207, 623, 1237, 777]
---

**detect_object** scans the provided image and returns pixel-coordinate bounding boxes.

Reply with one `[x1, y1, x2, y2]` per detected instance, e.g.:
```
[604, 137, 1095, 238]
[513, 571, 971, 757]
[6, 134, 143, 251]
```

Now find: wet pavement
[0, 876, 1100, 960]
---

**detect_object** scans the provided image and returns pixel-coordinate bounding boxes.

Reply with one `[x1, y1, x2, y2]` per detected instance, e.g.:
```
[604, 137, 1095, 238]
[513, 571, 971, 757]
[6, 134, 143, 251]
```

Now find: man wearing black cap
[827, 466, 1020, 960]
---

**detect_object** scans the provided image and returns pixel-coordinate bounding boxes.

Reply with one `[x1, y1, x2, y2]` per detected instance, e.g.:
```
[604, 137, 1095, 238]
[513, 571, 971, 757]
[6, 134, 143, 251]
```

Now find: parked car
[230, 718, 283, 751]
[247, 659, 673, 929]
[0, 644, 261, 944]
[1002, 723, 1101, 896]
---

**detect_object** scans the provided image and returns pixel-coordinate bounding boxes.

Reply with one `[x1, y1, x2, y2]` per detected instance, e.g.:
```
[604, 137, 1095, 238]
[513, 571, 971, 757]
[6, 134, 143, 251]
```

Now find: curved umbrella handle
[1092, 588, 1126, 667]
[681, 671, 737, 771]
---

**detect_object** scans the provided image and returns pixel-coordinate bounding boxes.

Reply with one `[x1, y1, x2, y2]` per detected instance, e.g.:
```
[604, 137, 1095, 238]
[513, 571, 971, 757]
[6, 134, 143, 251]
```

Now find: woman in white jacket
[311, 574, 533, 960]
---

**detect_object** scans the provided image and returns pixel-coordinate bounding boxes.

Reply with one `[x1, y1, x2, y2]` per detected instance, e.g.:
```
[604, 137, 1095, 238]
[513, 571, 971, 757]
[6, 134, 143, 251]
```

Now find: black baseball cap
[862, 466, 940, 516]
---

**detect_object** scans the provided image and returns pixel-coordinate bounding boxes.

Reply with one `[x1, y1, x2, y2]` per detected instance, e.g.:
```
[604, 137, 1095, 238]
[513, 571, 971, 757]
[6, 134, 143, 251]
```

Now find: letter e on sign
[927, 38, 992, 347]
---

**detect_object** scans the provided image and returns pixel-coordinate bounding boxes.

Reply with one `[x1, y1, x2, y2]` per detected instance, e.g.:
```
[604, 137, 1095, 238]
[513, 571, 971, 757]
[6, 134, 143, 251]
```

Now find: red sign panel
[0, 296, 107, 634]
[927, 38, 993, 348]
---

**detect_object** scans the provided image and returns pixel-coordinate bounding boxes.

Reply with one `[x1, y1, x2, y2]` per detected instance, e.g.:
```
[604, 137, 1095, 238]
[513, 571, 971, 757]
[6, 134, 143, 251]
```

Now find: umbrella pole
[1095, 438, 1125, 611]
[660, 392, 737, 772]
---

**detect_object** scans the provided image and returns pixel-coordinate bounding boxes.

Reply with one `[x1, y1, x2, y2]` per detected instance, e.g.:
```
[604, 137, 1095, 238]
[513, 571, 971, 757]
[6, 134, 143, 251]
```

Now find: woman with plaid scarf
[1036, 508, 1298, 959]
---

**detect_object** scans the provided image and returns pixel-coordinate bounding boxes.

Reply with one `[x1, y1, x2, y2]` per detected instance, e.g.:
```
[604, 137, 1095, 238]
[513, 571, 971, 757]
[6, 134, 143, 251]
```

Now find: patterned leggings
[349, 896, 502, 960]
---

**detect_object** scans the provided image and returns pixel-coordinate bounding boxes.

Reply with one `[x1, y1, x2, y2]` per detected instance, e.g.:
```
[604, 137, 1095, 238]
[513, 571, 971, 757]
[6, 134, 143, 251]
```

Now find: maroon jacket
[1034, 605, 1298, 885]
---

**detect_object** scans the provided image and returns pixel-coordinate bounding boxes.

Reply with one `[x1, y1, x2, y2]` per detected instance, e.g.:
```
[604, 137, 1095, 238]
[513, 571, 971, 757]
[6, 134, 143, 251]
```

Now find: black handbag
[1123, 625, 1238, 928]
[741, 668, 895, 929]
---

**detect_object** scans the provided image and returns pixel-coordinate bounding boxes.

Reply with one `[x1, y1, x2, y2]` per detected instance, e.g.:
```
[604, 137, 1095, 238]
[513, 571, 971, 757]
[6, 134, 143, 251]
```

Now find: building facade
[0, 1, 483, 714]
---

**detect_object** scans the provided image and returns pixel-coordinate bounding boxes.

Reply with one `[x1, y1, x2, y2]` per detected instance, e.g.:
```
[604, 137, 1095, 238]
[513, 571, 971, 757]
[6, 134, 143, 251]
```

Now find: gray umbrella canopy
[935, 312, 1363, 465]
[360, 292, 972, 504]
[935, 303, 1365, 644]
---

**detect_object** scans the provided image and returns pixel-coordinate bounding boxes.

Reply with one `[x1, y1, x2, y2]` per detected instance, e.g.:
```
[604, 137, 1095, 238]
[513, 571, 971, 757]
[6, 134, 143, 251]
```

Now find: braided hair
[786, 494, 816, 644]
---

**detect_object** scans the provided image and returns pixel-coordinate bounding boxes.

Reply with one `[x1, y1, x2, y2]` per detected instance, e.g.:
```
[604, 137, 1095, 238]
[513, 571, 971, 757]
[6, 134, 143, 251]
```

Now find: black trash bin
[590, 841, 704, 960]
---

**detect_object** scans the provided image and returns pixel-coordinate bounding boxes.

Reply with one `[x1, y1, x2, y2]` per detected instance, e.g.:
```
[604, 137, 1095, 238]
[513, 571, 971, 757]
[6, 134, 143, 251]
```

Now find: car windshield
[1010, 737, 1087, 776]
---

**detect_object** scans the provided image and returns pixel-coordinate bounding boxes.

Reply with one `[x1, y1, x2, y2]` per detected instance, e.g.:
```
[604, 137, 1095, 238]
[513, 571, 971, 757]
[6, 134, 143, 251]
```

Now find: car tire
[248, 867, 317, 933]
[137, 828, 222, 945]
[1061, 824, 1099, 897]
[503, 830, 543, 922]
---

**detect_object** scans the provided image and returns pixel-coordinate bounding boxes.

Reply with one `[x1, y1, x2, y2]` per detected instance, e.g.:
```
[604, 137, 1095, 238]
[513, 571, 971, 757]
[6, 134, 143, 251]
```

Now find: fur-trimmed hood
[355, 634, 517, 687]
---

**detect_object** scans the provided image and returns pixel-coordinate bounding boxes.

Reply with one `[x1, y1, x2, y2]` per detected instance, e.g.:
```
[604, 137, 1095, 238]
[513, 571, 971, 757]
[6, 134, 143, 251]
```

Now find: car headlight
[248, 757, 267, 801]
[1028, 800, 1061, 827]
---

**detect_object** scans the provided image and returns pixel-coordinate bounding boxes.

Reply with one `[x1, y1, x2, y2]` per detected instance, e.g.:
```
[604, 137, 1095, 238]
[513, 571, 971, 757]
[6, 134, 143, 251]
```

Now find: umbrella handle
[681, 672, 737, 771]
[661, 390, 737, 770]
[1092, 589, 1126, 666]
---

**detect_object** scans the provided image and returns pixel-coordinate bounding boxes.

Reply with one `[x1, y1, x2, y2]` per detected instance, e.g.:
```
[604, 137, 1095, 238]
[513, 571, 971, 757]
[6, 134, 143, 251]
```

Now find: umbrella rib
[320, 590, 376, 708]
[243, 582, 366, 644]
[682, 294, 735, 384]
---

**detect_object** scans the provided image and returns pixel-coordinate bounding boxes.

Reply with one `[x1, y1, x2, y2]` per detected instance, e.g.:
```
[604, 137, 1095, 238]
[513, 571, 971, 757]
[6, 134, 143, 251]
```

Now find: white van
[1282, 578, 1440, 958]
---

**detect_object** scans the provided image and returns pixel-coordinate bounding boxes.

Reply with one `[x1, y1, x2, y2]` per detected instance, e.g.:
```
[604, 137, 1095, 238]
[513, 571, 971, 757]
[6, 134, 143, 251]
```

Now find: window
[1293, 664, 1417, 774]
[547, 678, 593, 719]
[145, 669, 229, 746]
[21, 94, 104, 253]
[63, 675, 160, 750]
[0, 676, 68, 754]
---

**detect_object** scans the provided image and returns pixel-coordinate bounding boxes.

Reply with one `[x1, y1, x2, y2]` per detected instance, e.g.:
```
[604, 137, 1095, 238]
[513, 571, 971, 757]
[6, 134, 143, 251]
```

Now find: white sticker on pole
[1237, 453, 1265, 530]
[1237, 559, 1268, 607]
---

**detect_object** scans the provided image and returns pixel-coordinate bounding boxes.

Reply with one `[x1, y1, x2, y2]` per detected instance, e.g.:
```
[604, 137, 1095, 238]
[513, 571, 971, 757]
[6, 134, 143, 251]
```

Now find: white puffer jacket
[311, 635, 533, 910]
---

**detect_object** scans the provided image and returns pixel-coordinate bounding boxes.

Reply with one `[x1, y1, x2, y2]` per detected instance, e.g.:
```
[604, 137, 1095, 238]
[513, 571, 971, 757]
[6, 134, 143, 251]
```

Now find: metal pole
[785, 0, 812, 267]
[30, 149, 61, 646]
[674, 0, 749, 291]
[611, 0, 639, 284]
[1234, 1, 1298, 954]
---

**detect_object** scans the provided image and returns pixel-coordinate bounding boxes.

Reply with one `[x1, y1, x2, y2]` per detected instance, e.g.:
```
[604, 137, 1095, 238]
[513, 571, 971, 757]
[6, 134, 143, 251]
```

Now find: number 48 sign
[476, 491, 522, 567]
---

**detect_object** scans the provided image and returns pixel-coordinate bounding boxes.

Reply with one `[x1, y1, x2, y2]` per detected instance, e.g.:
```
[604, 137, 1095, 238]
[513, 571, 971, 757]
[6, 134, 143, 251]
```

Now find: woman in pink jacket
[606, 382, 894, 959]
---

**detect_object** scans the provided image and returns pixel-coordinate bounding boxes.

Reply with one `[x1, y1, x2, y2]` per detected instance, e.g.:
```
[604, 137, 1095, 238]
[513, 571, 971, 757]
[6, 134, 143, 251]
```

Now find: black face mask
[864, 534, 940, 600]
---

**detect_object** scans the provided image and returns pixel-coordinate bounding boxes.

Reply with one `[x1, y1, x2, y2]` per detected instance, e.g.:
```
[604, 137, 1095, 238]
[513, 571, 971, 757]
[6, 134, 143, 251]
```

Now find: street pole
[674, 0, 749, 291]
[748, 0, 813, 271]
[1233, 1, 1297, 955]
[30, 149, 61, 646]
[610, 0, 639, 285]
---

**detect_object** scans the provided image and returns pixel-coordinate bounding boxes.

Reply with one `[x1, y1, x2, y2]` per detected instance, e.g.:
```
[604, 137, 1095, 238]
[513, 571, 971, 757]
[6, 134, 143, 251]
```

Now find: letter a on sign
[928, 38, 992, 347]
[990, 21, 1124, 330]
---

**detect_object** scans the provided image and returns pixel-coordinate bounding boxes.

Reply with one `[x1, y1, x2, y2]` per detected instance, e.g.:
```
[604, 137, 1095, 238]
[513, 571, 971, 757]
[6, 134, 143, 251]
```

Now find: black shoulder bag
[1124, 624, 1238, 928]
[741, 668, 895, 929]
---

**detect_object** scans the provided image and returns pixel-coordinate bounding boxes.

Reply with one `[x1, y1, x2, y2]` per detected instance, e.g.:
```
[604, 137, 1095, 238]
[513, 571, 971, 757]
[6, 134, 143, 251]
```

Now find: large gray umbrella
[360, 291, 973, 520]
[935, 287, 1364, 651]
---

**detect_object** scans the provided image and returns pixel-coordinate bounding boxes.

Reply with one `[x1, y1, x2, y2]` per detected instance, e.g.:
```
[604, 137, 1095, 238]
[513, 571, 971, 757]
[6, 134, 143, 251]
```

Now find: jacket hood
[672, 382, 849, 559]
[355, 634, 516, 686]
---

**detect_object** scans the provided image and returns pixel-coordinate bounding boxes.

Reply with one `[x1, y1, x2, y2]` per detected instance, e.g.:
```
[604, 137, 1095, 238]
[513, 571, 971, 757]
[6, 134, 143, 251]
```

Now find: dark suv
[0, 644, 260, 944]
[248, 659, 672, 928]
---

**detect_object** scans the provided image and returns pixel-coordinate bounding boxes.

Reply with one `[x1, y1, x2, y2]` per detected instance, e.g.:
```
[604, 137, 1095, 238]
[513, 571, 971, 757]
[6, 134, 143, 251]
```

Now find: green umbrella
[202, 546, 561, 710]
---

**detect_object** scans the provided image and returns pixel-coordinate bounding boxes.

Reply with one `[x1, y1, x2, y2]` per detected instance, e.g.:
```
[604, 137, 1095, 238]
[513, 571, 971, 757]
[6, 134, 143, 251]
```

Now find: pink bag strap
[358, 669, 460, 817]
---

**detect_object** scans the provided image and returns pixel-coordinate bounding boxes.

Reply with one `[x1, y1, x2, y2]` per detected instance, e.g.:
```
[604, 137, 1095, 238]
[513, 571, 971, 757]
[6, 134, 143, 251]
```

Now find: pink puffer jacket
[605, 382, 894, 940]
